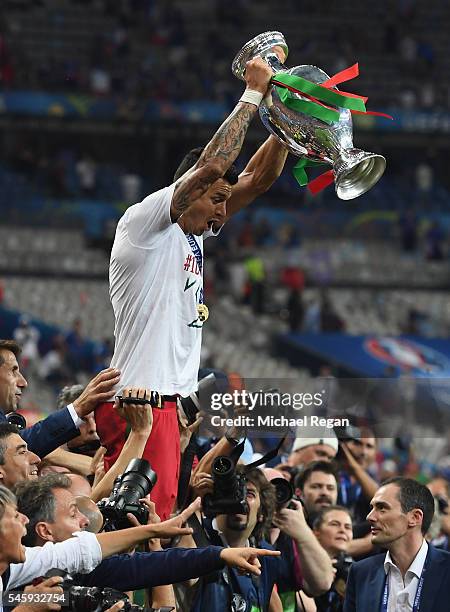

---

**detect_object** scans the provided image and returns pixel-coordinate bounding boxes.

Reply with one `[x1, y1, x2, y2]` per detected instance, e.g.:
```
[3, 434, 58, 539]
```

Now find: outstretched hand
[220, 547, 281, 576]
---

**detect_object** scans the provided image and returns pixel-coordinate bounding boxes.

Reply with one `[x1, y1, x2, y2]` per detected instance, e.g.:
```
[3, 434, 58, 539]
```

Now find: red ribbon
[322, 63, 360, 88]
[307, 169, 335, 195]
[351, 109, 394, 120]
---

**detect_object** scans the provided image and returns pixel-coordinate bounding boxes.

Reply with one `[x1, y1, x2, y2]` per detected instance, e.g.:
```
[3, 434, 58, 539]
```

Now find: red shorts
[95, 401, 180, 521]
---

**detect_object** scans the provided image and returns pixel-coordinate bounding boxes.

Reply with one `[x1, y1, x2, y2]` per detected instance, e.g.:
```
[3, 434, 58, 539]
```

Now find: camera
[333, 423, 363, 463]
[45, 571, 173, 612]
[6, 412, 27, 430]
[334, 552, 353, 582]
[178, 371, 228, 425]
[97, 458, 157, 531]
[271, 477, 294, 510]
[333, 424, 362, 443]
[203, 456, 248, 517]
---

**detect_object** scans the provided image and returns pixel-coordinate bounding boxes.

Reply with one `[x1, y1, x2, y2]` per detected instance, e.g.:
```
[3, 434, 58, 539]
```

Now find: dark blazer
[75, 546, 226, 590]
[0, 408, 79, 458]
[344, 544, 450, 612]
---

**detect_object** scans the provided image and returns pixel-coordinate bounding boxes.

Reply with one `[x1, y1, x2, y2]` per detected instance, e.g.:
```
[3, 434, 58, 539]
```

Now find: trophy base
[335, 152, 386, 201]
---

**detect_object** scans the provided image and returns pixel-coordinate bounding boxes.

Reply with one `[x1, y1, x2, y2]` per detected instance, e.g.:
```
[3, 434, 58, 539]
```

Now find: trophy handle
[232, 31, 289, 80]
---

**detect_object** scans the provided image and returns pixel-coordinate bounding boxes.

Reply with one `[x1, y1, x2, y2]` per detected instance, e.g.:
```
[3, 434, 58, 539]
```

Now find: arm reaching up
[170, 57, 273, 221]
[91, 388, 153, 502]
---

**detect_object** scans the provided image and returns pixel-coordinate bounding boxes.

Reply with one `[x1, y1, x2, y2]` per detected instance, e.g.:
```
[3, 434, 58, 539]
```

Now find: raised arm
[224, 135, 288, 221]
[91, 389, 153, 502]
[273, 500, 334, 596]
[170, 57, 273, 221]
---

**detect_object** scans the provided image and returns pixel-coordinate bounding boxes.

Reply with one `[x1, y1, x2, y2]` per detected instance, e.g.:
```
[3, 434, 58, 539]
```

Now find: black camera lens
[98, 458, 157, 531]
[6, 412, 27, 430]
[212, 456, 234, 477]
[271, 477, 294, 509]
[115, 458, 157, 508]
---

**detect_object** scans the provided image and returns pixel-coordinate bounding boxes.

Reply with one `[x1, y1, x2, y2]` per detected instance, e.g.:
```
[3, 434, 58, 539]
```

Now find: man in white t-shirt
[95, 52, 289, 520]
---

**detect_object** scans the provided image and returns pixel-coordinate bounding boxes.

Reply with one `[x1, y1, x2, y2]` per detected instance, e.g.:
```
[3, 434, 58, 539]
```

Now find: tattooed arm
[170, 57, 273, 222]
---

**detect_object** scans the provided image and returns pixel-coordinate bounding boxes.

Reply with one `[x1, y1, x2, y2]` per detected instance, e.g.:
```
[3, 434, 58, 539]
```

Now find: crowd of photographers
[1, 339, 449, 612]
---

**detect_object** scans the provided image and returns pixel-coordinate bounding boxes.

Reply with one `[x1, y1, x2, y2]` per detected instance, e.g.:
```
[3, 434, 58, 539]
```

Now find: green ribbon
[292, 158, 328, 187]
[277, 85, 340, 124]
[272, 71, 367, 126]
[273, 72, 367, 112]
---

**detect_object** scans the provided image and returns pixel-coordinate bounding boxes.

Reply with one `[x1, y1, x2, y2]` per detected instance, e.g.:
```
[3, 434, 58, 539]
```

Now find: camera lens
[212, 456, 234, 477]
[271, 477, 294, 508]
[115, 458, 157, 508]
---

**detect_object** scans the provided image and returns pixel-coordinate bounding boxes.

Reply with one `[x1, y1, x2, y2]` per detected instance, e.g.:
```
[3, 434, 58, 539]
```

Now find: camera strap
[177, 434, 199, 509]
[2, 565, 11, 590]
[244, 435, 287, 473]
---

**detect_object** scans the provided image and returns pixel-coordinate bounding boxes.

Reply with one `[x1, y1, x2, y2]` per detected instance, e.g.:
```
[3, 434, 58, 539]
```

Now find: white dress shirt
[0, 531, 102, 612]
[383, 539, 428, 612]
[67, 402, 84, 429]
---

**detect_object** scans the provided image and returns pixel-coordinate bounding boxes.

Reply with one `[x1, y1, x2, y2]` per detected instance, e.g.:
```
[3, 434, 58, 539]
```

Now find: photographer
[426, 475, 450, 549]
[13, 474, 281, 597]
[335, 429, 378, 559]
[310, 506, 353, 612]
[185, 465, 333, 611]
[294, 462, 339, 527]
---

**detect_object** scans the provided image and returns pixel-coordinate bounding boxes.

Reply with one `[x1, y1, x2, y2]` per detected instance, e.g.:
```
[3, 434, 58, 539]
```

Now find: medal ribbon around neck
[186, 233, 209, 322]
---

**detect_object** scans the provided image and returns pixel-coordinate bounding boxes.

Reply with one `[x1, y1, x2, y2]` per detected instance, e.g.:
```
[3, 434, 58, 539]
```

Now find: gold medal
[197, 303, 209, 322]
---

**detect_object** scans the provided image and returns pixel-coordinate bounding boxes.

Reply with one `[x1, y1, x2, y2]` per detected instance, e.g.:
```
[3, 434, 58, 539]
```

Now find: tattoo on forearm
[172, 103, 256, 217]
[199, 103, 256, 167]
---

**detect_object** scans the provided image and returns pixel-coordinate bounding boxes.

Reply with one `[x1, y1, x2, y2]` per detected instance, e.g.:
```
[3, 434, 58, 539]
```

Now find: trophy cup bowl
[232, 31, 386, 200]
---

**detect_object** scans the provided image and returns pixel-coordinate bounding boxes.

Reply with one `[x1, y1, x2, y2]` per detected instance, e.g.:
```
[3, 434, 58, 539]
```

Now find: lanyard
[381, 557, 427, 612]
[186, 233, 203, 274]
[339, 473, 361, 507]
[186, 233, 204, 304]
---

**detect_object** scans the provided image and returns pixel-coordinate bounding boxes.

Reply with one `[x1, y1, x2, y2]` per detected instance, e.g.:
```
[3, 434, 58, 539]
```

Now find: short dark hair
[236, 465, 276, 543]
[312, 504, 353, 530]
[173, 147, 239, 186]
[295, 460, 338, 491]
[0, 423, 21, 465]
[382, 477, 435, 535]
[0, 340, 21, 365]
[14, 473, 72, 546]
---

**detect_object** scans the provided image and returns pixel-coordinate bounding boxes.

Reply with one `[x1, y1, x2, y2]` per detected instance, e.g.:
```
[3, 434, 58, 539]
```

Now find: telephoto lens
[116, 458, 157, 506]
[97, 458, 157, 531]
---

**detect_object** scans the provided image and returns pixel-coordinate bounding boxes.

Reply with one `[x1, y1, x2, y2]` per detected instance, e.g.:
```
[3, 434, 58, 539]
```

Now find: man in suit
[344, 477, 450, 612]
[0, 339, 119, 458]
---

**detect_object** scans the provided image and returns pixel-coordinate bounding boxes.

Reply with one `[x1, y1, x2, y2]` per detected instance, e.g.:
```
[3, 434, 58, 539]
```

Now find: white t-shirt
[109, 184, 215, 395]
[0, 532, 102, 612]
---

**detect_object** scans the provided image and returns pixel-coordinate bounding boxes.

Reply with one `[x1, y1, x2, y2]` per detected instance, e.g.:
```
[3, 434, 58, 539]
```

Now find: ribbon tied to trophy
[232, 32, 394, 200]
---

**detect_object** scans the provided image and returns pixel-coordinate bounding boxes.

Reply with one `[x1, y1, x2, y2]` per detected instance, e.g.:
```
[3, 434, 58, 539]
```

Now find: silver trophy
[232, 31, 386, 200]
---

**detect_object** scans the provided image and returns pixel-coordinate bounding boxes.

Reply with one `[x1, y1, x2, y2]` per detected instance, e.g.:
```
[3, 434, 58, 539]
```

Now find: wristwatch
[225, 433, 244, 447]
